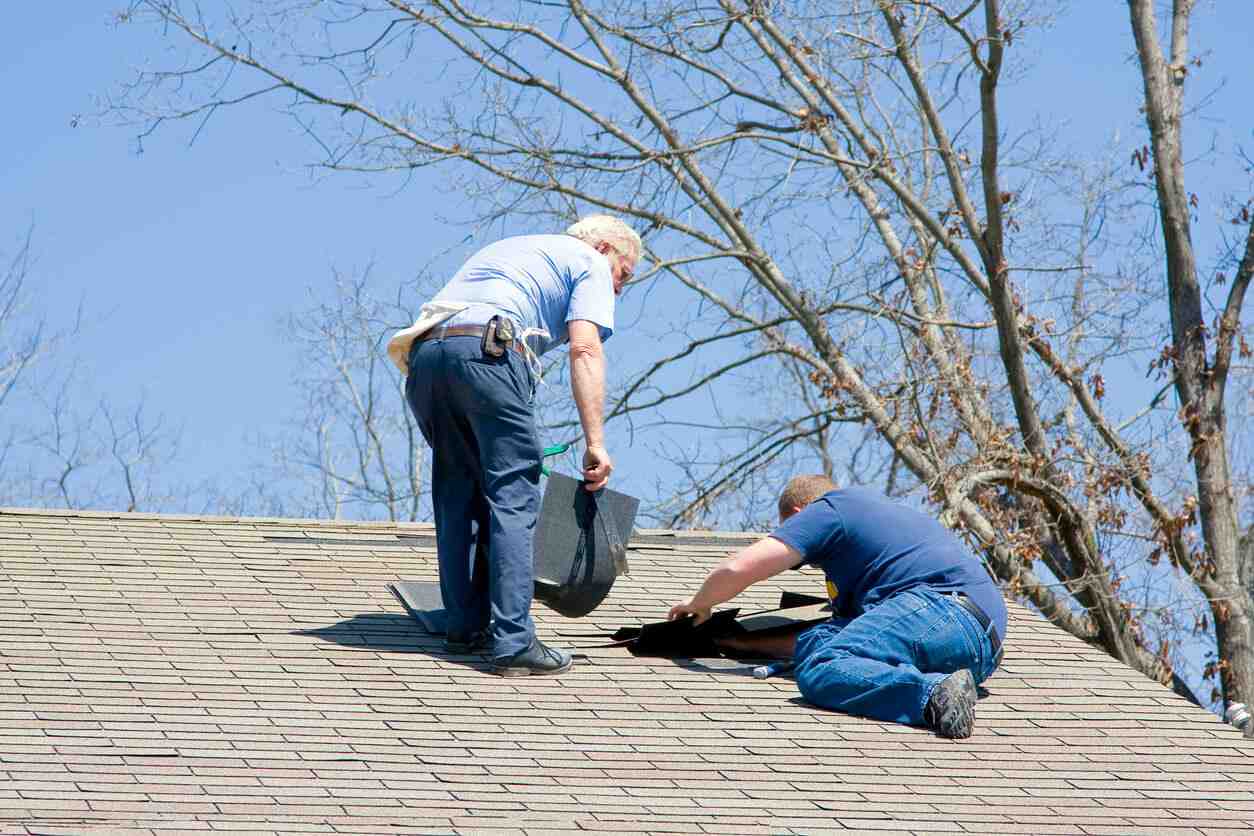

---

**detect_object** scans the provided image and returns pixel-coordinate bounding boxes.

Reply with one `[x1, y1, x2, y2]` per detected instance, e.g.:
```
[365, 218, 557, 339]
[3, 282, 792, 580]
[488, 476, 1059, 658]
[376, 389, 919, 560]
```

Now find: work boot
[924, 669, 977, 739]
[492, 639, 573, 677]
[443, 629, 490, 654]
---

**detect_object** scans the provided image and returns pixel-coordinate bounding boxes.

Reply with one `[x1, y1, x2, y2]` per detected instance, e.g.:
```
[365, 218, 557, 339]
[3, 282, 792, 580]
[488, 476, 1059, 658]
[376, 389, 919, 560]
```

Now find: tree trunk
[1127, 0, 1252, 705]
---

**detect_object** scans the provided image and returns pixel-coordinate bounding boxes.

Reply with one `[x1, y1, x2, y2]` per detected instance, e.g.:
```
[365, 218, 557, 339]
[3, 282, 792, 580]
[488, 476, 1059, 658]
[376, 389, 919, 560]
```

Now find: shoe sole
[492, 658, 574, 677]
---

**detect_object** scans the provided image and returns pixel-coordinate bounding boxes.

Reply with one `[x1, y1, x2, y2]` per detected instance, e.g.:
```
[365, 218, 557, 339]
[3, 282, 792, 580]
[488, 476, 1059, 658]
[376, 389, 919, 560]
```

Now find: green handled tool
[540, 442, 571, 477]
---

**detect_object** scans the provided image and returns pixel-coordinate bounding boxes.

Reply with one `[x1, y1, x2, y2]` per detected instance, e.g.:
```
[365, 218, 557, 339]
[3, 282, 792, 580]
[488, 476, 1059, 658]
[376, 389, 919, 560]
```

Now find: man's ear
[781, 503, 804, 522]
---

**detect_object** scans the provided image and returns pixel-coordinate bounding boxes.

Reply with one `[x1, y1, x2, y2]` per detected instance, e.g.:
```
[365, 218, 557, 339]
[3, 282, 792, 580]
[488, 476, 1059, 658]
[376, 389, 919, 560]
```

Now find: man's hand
[668, 600, 712, 625]
[583, 444, 612, 491]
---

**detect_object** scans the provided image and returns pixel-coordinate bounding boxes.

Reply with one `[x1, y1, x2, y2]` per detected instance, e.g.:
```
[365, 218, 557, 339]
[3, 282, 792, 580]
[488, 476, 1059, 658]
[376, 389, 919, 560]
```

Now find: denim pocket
[505, 352, 535, 403]
[467, 350, 532, 404]
[913, 594, 981, 676]
[454, 353, 519, 414]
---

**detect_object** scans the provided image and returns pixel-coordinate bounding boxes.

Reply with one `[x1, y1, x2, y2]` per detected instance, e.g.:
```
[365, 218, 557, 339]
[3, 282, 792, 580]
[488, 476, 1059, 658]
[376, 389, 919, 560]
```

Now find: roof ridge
[0, 505, 765, 538]
[0, 505, 436, 529]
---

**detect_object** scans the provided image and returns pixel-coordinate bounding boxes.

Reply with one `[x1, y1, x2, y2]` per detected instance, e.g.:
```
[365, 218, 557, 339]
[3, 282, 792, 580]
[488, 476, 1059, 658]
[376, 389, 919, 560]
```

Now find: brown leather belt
[416, 324, 526, 357]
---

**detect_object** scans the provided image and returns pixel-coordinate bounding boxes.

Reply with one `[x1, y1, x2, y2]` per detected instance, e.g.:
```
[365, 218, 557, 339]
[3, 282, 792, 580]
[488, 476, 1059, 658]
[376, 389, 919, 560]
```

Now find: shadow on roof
[293, 612, 485, 668]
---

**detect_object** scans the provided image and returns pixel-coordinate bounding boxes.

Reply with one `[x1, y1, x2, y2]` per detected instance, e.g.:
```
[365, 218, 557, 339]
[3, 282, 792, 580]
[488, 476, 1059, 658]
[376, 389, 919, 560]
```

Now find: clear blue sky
[4, 5, 462, 503]
[2, 3, 1251, 514]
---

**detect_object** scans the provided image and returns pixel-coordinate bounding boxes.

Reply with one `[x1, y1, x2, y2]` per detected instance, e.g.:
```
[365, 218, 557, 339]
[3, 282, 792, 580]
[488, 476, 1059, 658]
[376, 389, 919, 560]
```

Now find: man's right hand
[582, 444, 612, 491]
[668, 600, 712, 625]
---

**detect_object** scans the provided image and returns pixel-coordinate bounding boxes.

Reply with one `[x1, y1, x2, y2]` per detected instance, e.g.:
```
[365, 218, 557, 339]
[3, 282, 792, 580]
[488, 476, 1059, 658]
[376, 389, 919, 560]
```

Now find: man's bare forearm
[566, 320, 612, 490]
[569, 341, 606, 448]
[670, 537, 805, 623]
[686, 564, 752, 612]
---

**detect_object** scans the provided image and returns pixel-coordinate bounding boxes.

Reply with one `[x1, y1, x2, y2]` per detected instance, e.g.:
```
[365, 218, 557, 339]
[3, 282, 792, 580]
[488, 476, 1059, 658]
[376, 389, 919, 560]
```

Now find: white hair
[565, 214, 641, 262]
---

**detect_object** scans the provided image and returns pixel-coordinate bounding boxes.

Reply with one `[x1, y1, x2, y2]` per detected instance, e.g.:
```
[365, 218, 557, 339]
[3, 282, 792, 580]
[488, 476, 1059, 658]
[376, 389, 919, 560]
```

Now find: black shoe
[492, 639, 573, 677]
[444, 630, 490, 654]
[924, 669, 977, 739]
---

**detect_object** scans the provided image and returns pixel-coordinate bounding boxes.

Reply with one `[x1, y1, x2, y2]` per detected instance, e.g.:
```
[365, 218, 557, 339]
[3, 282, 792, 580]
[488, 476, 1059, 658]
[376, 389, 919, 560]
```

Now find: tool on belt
[480, 314, 516, 357]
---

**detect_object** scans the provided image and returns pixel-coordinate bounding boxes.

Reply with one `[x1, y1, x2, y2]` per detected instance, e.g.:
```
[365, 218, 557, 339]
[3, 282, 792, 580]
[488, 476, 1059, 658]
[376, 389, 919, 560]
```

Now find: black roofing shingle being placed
[1, 507, 1251, 835]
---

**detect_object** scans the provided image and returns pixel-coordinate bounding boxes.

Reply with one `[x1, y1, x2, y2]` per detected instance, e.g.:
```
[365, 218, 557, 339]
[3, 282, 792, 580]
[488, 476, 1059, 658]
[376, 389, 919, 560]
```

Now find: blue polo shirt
[771, 487, 1007, 639]
[435, 234, 615, 356]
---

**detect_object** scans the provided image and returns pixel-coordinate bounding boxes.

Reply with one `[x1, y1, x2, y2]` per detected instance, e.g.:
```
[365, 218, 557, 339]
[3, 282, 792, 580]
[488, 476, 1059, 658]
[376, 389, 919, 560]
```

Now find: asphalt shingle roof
[1, 507, 1251, 835]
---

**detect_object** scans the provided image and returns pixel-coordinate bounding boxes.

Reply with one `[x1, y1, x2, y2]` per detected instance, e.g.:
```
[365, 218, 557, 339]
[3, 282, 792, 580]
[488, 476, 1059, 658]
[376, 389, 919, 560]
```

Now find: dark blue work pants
[405, 335, 540, 660]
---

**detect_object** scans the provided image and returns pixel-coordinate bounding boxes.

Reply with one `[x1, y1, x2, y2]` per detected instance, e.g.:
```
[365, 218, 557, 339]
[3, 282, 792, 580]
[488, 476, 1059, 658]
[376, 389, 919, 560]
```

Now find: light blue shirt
[434, 234, 615, 356]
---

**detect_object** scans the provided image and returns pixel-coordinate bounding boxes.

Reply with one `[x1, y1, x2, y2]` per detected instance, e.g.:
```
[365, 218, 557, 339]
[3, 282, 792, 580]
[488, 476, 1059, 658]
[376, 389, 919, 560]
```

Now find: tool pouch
[481, 315, 516, 358]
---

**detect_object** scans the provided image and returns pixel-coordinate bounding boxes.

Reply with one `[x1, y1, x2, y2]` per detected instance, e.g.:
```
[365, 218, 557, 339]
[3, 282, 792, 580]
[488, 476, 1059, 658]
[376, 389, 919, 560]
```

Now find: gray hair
[566, 214, 642, 262]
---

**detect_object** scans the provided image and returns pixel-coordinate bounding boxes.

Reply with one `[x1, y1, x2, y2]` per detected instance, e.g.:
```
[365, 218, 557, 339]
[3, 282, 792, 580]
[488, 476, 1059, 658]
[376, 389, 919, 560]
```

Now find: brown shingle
[1, 507, 1252, 835]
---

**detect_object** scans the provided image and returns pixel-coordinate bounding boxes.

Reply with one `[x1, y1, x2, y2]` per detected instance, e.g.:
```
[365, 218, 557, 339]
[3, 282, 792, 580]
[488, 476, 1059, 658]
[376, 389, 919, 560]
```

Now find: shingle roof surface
[1, 507, 1251, 835]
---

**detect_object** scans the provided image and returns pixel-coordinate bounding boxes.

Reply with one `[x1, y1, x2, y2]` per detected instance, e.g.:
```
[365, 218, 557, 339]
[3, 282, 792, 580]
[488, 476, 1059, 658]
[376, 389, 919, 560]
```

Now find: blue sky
[2, 2, 1251, 515]
[5, 5, 459, 503]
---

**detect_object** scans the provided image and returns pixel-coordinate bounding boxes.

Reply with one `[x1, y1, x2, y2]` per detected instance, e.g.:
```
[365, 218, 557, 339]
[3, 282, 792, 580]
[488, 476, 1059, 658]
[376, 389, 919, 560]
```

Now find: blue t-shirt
[434, 234, 615, 356]
[771, 487, 1007, 638]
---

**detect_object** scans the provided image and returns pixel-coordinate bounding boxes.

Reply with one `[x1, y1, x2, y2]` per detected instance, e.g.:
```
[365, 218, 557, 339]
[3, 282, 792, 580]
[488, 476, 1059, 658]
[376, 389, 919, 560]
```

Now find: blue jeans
[405, 335, 540, 660]
[793, 588, 999, 727]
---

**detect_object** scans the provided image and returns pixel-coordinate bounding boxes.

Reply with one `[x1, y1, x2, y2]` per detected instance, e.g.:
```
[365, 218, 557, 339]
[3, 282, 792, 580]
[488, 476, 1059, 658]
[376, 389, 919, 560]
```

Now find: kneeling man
[669, 475, 1006, 739]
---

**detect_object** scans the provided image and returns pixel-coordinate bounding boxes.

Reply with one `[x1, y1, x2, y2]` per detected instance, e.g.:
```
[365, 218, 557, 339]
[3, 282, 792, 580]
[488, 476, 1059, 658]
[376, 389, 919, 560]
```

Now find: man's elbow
[568, 337, 604, 363]
[567, 320, 605, 362]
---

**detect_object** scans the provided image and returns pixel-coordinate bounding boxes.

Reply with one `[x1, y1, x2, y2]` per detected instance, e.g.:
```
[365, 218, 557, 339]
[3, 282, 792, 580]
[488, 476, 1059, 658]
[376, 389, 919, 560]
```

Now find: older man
[396, 215, 640, 676]
[669, 475, 1006, 738]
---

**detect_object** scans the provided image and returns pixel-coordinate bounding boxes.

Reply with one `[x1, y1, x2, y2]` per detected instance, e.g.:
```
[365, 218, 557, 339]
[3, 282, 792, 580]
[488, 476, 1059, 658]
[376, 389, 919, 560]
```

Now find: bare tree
[1125, 0, 1254, 718]
[1, 229, 56, 421]
[1, 227, 185, 513]
[250, 266, 430, 521]
[0, 227, 82, 507]
[111, 0, 1253, 716]
[14, 372, 184, 512]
